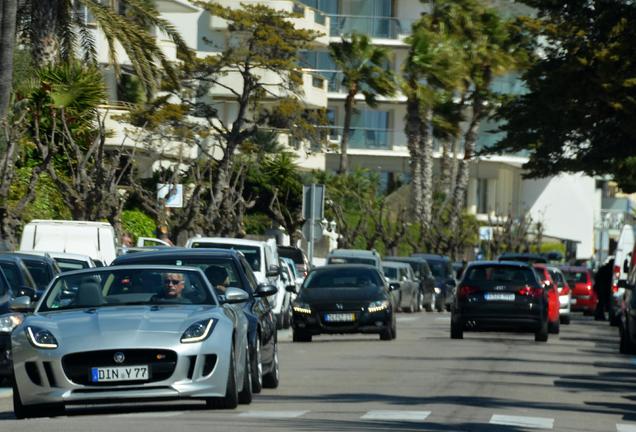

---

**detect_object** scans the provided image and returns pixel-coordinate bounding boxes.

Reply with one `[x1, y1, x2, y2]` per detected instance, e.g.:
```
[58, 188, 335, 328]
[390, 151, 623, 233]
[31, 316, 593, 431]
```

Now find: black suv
[112, 248, 280, 392]
[384, 256, 436, 312]
[451, 261, 549, 342]
[412, 254, 457, 311]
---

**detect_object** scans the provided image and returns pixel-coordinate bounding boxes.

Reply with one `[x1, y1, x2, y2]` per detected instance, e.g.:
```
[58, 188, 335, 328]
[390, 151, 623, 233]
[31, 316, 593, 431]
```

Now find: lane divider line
[361, 410, 432, 422]
[490, 414, 554, 429]
[617, 424, 636, 432]
[238, 410, 308, 419]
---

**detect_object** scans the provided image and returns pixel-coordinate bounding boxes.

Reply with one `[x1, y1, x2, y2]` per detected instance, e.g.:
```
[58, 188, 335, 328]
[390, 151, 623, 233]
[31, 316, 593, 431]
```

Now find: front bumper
[11, 331, 233, 406]
[0, 333, 10, 377]
[292, 309, 392, 335]
[454, 301, 545, 332]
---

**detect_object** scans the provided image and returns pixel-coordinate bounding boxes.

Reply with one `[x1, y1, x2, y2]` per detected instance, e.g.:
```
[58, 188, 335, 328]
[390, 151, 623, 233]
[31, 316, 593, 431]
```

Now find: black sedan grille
[62, 349, 177, 386]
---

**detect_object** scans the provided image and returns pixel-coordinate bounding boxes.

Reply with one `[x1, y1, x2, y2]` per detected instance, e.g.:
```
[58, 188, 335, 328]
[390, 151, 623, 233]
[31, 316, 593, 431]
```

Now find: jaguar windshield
[39, 267, 216, 312]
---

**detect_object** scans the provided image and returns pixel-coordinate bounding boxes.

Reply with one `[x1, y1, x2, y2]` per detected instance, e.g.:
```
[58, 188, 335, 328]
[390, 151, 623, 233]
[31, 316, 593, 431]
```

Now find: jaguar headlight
[181, 319, 216, 343]
[368, 300, 389, 313]
[0, 313, 23, 333]
[292, 302, 312, 314]
[26, 326, 58, 349]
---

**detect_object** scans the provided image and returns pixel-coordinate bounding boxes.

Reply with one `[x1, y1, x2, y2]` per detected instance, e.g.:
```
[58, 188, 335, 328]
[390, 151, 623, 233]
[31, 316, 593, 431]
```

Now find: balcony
[328, 15, 413, 41]
[209, 0, 330, 45]
[323, 126, 395, 150]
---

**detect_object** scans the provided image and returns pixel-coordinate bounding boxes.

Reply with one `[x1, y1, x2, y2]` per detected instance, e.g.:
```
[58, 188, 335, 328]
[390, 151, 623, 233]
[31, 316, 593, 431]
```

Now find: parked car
[326, 249, 382, 271]
[185, 237, 290, 329]
[0, 255, 39, 301]
[277, 246, 310, 279]
[19, 219, 117, 265]
[611, 225, 635, 326]
[16, 251, 96, 273]
[384, 256, 435, 312]
[498, 252, 548, 264]
[547, 266, 572, 325]
[10, 265, 252, 418]
[11, 252, 61, 291]
[0, 267, 15, 381]
[533, 264, 561, 334]
[560, 266, 596, 315]
[382, 261, 420, 312]
[411, 254, 457, 312]
[451, 261, 549, 342]
[278, 257, 297, 329]
[112, 248, 281, 392]
[281, 256, 303, 291]
[291, 264, 398, 342]
[619, 264, 636, 354]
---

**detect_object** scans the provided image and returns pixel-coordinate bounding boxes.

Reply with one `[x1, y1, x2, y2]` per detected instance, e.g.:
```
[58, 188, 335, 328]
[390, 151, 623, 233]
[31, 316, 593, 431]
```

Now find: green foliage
[10, 169, 71, 222]
[243, 213, 272, 235]
[490, 1, 636, 191]
[538, 242, 566, 256]
[121, 209, 156, 242]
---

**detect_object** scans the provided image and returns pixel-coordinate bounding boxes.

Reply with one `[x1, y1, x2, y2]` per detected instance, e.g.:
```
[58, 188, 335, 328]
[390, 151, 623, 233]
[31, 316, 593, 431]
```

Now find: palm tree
[0, 0, 17, 121]
[16, 0, 191, 94]
[329, 33, 396, 174]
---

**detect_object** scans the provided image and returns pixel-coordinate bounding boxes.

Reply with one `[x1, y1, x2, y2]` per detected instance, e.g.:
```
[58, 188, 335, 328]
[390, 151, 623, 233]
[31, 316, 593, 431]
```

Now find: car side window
[241, 257, 259, 291]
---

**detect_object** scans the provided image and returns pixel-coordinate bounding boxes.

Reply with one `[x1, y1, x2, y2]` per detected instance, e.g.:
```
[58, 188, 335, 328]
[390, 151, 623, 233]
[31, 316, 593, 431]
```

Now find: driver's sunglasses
[164, 278, 183, 285]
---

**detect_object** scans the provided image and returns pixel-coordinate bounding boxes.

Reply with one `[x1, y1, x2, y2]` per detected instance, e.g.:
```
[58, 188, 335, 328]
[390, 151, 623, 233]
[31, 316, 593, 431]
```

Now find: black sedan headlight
[181, 319, 216, 343]
[368, 300, 389, 313]
[26, 326, 58, 349]
[292, 302, 312, 314]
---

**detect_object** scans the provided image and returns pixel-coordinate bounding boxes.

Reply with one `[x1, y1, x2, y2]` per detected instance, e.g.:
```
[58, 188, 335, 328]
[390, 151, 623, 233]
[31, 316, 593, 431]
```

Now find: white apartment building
[97, 0, 601, 260]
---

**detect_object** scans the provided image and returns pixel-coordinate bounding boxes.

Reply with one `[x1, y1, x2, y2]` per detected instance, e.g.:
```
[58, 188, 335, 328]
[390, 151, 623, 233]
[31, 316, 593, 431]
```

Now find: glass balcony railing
[319, 126, 392, 150]
[328, 15, 413, 39]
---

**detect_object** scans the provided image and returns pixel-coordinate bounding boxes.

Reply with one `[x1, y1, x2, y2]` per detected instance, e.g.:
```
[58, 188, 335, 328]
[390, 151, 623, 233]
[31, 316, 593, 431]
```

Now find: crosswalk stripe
[0, 388, 11, 399]
[617, 424, 636, 432]
[110, 411, 184, 418]
[361, 411, 431, 421]
[238, 410, 308, 419]
[490, 414, 554, 429]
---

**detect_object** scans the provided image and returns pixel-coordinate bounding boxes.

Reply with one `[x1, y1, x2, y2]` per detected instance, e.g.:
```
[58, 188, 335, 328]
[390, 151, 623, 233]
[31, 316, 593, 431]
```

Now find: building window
[477, 178, 489, 214]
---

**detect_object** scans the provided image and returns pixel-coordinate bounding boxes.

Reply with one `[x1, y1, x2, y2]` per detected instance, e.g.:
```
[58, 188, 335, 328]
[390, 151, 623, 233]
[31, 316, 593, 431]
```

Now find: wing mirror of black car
[618, 279, 629, 289]
[285, 285, 297, 294]
[255, 283, 278, 297]
[266, 265, 281, 278]
[10, 296, 34, 312]
[16, 286, 37, 301]
[223, 287, 250, 304]
[388, 282, 400, 291]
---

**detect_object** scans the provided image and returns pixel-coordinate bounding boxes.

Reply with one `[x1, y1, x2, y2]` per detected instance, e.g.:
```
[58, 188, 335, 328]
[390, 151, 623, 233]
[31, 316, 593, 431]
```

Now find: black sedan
[0, 267, 13, 380]
[292, 264, 397, 342]
[0, 254, 39, 300]
[112, 248, 280, 392]
[451, 261, 549, 342]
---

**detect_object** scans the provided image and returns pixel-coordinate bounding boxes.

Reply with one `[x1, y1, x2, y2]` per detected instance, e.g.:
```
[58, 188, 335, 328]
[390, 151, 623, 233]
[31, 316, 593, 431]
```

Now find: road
[0, 312, 634, 431]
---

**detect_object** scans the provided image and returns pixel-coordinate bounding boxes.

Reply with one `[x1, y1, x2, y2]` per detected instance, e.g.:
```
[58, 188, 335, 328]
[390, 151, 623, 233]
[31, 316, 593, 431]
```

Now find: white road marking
[435, 317, 451, 321]
[109, 411, 184, 418]
[361, 410, 431, 421]
[490, 415, 554, 429]
[397, 317, 420, 323]
[617, 424, 636, 432]
[0, 388, 11, 398]
[238, 410, 308, 419]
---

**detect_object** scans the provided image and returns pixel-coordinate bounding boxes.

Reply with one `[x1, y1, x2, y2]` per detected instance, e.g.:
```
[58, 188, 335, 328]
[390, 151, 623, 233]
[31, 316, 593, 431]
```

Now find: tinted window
[0, 262, 21, 287]
[464, 265, 540, 288]
[40, 268, 215, 311]
[0, 269, 7, 296]
[191, 243, 261, 271]
[240, 257, 259, 291]
[304, 268, 382, 289]
[23, 261, 53, 290]
[563, 270, 589, 284]
[328, 257, 376, 266]
[383, 267, 398, 280]
[56, 258, 90, 272]
[428, 261, 448, 278]
[278, 247, 304, 264]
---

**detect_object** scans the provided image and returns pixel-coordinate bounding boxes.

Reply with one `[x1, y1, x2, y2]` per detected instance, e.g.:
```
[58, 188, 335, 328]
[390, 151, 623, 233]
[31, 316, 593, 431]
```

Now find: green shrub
[244, 213, 271, 235]
[121, 209, 156, 242]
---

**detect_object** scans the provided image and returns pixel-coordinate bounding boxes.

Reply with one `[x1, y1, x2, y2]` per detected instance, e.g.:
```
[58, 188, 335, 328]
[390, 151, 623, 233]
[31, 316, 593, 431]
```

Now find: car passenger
[205, 265, 230, 295]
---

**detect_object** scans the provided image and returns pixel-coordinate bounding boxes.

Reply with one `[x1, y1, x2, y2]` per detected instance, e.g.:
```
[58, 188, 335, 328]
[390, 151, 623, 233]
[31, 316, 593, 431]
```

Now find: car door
[240, 256, 276, 352]
[405, 266, 417, 304]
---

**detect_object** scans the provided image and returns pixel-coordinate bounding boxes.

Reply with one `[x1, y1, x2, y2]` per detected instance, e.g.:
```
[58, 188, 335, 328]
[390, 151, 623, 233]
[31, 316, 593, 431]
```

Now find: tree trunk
[405, 89, 422, 221]
[449, 95, 483, 234]
[0, 0, 17, 121]
[339, 90, 355, 174]
[31, 0, 61, 67]
[419, 106, 434, 230]
[438, 138, 452, 197]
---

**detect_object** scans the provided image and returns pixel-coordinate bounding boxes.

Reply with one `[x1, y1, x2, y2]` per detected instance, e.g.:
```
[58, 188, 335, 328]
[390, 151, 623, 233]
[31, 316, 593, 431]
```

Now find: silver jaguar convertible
[9, 265, 252, 418]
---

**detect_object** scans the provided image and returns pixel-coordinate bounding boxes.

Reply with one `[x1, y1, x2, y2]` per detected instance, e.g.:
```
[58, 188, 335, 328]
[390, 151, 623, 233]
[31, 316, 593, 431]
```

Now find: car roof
[468, 260, 533, 269]
[188, 237, 265, 247]
[328, 249, 379, 257]
[412, 253, 450, 261]
[0, 254, 26, 264]
[314, 264, 380, 272]
[59, 264, 208, 278]
[381, 261, 410, 268]
[10, 252, 57, 264]
[384, 256, 429, 264]
[558, 265, 590, 272]
[113, 247, 241, 264]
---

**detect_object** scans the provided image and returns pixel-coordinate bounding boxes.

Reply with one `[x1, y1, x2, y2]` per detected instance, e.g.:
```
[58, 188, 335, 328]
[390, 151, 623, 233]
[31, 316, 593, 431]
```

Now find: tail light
[560, 286, 570, 296]
[458, 285, 479, 299]
[612, 284, 619, 293]
[517, 286, 544, 298]
[614, 265, 621, 278]
[586, 284, 592, 291]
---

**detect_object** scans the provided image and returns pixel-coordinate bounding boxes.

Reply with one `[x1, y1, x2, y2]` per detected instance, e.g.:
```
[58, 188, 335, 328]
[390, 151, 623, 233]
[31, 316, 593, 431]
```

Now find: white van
[185, 237, 292, 329]
[19, 220, 117, 266]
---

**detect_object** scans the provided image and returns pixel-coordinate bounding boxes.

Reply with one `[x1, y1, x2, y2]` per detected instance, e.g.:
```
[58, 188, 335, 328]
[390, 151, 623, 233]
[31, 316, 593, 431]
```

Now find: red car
[533, 264, 560, 334]
[559, 266, 597, 315]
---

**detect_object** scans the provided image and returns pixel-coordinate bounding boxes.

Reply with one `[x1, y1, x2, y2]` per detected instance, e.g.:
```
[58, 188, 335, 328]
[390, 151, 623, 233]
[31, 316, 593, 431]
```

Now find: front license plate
[324, 313, 356, 322]
[484, 293, 515, 301]
[91, 365, 149, 382]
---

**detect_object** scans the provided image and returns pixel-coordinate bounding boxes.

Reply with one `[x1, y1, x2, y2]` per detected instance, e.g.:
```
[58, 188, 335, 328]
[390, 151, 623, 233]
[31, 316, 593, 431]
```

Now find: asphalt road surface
[1, 312, 635, 431]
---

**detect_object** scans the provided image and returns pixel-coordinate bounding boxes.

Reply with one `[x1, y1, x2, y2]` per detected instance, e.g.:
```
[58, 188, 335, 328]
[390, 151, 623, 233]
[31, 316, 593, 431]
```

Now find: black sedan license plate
[91, 365, 149, 382]
[484, 292, 515, 301]
[324, 313, 356, 322]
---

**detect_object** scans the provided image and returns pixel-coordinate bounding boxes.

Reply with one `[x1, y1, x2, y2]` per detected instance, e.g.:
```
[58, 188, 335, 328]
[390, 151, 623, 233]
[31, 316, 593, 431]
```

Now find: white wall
[521, 174, 597, 259]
